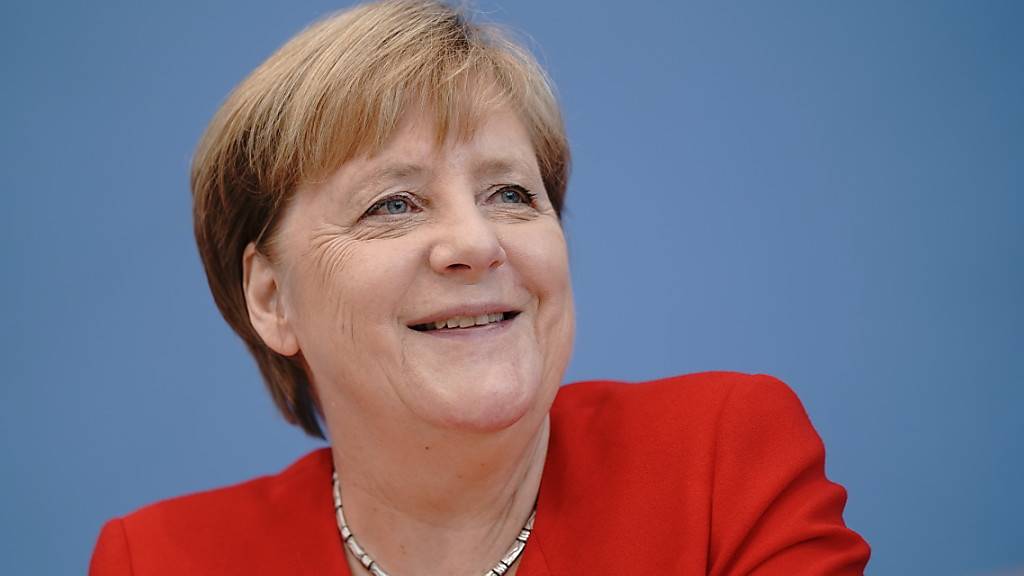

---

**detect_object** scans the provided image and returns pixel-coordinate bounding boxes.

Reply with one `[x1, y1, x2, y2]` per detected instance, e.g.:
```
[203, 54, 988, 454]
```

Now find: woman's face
[266, 107, 574, 433]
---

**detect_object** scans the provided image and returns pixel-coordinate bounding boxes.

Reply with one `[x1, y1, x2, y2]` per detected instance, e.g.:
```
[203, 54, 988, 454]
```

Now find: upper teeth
[434, 313, 504, 330]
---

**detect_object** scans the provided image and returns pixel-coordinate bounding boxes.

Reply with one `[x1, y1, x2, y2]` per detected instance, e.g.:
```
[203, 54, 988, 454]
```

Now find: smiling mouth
[409, 311, 521, 332]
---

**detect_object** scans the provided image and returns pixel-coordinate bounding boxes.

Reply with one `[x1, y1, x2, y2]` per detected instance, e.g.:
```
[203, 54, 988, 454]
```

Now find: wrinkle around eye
[354, 214, 423, 240]
[483, 202, 546, 224]
[305, 226, 361, 289]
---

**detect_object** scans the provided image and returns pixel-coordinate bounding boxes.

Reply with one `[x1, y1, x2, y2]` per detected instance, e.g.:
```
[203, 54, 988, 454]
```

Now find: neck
[325, 404, 549, 576]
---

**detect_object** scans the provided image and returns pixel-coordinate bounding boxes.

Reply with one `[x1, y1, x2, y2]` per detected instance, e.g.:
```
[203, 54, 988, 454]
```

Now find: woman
[91, 0, 870, 574]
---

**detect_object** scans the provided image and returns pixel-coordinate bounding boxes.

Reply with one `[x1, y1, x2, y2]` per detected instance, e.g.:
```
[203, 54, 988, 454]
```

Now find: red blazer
[91, 372, 870, 575]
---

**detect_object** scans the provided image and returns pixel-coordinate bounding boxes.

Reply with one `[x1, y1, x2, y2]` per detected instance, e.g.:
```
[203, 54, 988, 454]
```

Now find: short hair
[191, 0, 570, 438]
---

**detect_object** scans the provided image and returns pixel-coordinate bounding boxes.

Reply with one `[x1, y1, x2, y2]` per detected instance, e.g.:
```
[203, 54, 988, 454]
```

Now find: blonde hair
[191, 0, 570, 437]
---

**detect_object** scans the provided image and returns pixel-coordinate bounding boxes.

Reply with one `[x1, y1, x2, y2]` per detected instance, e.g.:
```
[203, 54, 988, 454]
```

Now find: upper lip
[406, 303, 521, 328]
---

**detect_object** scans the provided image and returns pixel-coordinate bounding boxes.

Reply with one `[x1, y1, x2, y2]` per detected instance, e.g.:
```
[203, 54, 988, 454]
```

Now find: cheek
[286, 236, 421, 354]
[507, 221, 571, 300]
[504, 221, 575, 347]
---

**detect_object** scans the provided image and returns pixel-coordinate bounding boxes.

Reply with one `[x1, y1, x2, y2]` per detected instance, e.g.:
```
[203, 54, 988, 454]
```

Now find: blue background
[2, 1, 1021, 574]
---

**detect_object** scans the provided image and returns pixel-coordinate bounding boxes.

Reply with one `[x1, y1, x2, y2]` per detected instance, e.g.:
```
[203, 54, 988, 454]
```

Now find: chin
[440, 394, 534, 433]
[412, 369, 550, 434]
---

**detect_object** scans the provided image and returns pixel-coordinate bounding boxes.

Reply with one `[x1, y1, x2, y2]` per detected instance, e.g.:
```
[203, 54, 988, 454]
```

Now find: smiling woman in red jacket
[91, 1, 869, 574]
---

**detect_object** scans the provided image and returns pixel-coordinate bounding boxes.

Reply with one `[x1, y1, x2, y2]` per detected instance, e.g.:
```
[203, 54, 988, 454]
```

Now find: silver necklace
[332, 471, 536, 576]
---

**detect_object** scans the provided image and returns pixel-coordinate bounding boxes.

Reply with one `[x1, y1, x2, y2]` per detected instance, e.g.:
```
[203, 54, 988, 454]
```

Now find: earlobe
[242, 242, 300, 357]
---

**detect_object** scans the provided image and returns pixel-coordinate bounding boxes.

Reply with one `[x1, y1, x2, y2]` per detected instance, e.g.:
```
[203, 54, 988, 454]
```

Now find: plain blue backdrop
[2, 1, 1021, 574]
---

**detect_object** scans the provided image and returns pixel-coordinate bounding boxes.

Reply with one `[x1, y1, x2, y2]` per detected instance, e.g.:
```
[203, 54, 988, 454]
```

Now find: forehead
[331, 106, 541, 194]
[378, 106, 536, 169]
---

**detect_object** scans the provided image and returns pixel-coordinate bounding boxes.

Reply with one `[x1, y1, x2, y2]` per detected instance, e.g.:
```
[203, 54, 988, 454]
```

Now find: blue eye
[495, 185, 535, 204]
[384, 198, 409, 214]
[367, 195, 416, 217]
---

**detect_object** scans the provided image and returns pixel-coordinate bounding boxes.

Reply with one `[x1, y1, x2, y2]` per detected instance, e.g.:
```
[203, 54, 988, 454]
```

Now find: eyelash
[363, 185, 536, 218]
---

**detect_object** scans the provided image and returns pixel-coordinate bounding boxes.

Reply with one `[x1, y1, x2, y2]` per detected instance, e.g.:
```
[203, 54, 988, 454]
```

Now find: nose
[428, 203, 507, 283]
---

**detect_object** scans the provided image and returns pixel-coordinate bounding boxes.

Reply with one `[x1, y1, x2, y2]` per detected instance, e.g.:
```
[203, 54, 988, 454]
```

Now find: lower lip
[411, 316, 516, 340]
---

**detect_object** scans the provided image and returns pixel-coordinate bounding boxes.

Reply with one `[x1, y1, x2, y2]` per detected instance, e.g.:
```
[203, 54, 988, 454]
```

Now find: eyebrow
[471, 157, 534, 181]
[343, 162, 428, 207]
[362, 163, 427, 188]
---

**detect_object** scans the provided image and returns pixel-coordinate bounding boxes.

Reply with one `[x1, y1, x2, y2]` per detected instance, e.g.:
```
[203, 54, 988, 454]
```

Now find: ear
[242, 242, 300, 356]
